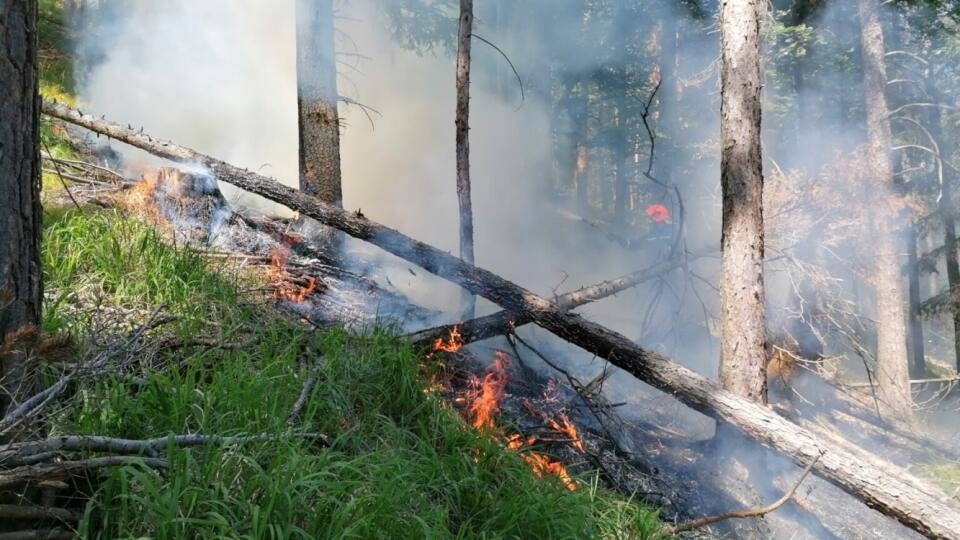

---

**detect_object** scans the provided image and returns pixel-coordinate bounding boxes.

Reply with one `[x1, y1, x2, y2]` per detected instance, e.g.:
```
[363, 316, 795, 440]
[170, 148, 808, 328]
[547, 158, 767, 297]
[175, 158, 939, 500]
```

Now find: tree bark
[573, 83, 590, 214]
[857, 0, 913, 420]
[42, 101, 960, 539]
[927, 82, 960, 373]
[718, 0, 767, 403]
[296, 0, 342, 207]
[0, 0, 42, 424]
[455, 0, 476, 319]
[612, 3, 630, 226]
[906, 222, 925, 377]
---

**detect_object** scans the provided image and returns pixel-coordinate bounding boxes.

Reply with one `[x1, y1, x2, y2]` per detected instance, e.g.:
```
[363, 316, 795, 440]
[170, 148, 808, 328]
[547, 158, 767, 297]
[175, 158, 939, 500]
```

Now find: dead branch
[0, 529, 74, 540]
[40, 154, 132, 183]
[1, 432, 326, 466]
[0, 456, 168, 488]
[40, 139, 80, 210]
[0, 308, 172, 437]
[841, 376, 960, 387]
[287, 363, 324, 426]
[42, 101, 960, 539]
[407, 251, 705, 348]
[667, 451, 824, 534]
[0, 504, 79, 522]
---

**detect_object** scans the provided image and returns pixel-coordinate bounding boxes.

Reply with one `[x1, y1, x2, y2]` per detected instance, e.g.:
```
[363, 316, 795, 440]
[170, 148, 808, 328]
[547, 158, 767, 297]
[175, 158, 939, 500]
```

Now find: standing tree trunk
[612, 3, 630, 226]
[857, 0, 913, 420]
[943, 194, 960, 374]
[455, 0, 476, 319]
[928, 83, 960, 373]
[296, 0, 342, 208]
[718, 0, 768, 403]
[572, 82, 590, 214]
[0, 0, 42, 422]
[906, 222, 925, 377]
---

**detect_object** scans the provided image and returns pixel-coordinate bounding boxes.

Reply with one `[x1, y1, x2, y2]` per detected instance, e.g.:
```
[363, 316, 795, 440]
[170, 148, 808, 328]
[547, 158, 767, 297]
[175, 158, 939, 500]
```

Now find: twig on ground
[0, 456, 169, 489]
[40, 139, 80, 210]
[666, 450, 825, 534]
[1, 432, 328, 466]
[0, 529, 75, 540]
[0, 504, 80, 522]
[0, 309, 172, 436]
[287, 361, 324, 426]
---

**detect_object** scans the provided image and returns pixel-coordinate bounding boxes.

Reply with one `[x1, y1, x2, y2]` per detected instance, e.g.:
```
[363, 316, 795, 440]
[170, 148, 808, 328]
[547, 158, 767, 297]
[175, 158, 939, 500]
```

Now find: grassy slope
[36, 2, 666, 538]
[43, 210, 664, 539]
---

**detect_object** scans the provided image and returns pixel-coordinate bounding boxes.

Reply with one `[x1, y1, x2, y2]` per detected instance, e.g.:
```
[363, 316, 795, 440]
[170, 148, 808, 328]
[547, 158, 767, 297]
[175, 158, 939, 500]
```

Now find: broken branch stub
[41, 100, 960, 539]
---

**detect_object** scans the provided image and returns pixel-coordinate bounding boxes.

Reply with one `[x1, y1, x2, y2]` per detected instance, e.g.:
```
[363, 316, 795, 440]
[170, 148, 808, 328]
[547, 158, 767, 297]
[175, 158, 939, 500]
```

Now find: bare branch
[667, 451, 825, 534]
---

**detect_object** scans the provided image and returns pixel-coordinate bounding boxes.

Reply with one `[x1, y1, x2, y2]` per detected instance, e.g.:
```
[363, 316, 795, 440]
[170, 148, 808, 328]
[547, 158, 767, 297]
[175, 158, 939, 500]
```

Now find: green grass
[41, 210, 666, 539]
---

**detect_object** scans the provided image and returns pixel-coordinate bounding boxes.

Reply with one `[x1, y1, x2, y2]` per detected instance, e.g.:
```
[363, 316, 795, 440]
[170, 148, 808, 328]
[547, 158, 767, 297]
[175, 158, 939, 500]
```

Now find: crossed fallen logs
[42, 100, 960, 539]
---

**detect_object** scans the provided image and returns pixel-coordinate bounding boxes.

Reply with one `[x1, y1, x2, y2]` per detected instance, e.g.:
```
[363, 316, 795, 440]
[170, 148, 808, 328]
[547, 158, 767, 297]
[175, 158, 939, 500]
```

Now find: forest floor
[23, 1, 667, 538]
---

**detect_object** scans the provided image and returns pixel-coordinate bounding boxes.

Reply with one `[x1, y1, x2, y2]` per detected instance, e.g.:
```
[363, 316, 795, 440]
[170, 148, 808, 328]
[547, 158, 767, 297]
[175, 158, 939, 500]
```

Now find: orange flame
[547, 414, 584, 453]
[504, 435, 577, 491]
[270, 248, 287, 279]
[457, 352, 577, 491]
[269, 247, 318, 302]
[432, 325, 464, 354]
[467, 352, 509, 429]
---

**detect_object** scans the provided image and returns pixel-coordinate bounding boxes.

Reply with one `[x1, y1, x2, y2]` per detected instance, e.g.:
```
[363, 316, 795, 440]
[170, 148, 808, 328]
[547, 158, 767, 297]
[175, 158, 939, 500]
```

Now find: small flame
[467, 352, 509, 429]
[269, 247, 318, 302]
[547, 414, 584, 453]
[454, 352, 577, 491]
[504, 435, 577, 491]
[270, 247, 286, 271]
[432, 325, 464, 354]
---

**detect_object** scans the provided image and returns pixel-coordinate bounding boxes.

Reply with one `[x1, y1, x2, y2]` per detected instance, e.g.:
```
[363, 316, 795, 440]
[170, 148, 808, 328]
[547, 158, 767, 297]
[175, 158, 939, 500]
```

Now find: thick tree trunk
[943, 201, 960, 374]
[944, 219, 960, 375]
[43, 102, 960, 538]
[296, 0, 342, 207]
[718, 0, 767, 403]
[907, 222, 925, 377]
[0, 0, 43, 423]
[455, 0, 476, 319]
[857, 0, 913, 421]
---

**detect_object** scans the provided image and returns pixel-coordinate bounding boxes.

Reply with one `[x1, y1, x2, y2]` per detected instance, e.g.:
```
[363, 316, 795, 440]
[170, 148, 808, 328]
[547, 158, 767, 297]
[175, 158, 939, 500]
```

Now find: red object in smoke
[646, 204, 670, 223]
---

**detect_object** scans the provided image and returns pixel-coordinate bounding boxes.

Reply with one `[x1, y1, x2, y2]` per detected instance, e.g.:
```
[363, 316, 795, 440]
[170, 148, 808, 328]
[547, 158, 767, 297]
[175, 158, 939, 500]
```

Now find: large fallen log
[43, 100, 960, 539]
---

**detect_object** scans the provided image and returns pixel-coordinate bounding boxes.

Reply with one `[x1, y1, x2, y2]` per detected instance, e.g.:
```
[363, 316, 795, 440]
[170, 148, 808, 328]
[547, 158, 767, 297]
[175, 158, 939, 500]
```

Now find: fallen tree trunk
[406, 251, 707, 348]
[42, 100, 960, 539]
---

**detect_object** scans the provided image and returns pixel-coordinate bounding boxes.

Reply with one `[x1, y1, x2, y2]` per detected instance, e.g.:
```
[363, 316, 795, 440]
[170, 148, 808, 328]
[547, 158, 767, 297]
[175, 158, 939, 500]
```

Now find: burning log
[42, 101, 960, 539]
